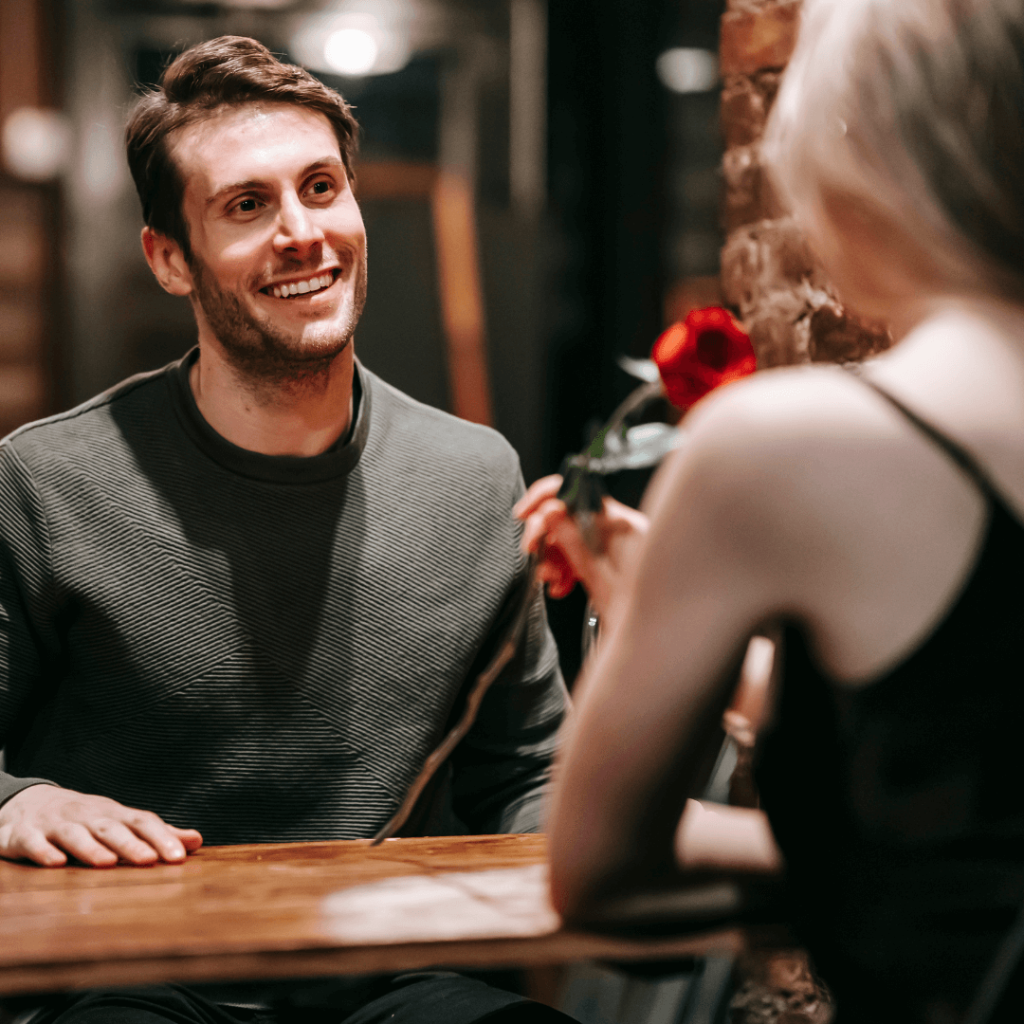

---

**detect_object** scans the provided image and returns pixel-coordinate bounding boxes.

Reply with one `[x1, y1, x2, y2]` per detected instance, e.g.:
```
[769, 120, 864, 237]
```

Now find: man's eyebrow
[301, 157, 346, 176]
[205, 158, 347, 207]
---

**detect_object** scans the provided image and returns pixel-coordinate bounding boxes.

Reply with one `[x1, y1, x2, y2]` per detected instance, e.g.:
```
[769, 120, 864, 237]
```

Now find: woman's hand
[674, 799, 783, 875]
[514, 474, 649, 621]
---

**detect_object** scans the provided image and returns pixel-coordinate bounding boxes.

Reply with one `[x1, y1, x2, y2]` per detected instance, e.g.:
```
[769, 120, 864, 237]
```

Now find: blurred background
[0, 0, 726, 682]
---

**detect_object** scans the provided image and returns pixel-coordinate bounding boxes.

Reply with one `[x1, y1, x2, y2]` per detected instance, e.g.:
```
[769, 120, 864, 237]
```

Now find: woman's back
[756, 348, 1024, 1018]
[753, 305, 1024, 687]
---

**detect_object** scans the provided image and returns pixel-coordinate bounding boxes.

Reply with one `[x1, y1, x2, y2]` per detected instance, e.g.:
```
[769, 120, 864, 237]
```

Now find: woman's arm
[545, 379, 808, 918]
[545, 357, 989, 918]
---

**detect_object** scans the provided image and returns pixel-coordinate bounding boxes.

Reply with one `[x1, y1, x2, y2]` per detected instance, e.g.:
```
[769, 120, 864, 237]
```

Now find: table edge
[0, 928, 748, 997]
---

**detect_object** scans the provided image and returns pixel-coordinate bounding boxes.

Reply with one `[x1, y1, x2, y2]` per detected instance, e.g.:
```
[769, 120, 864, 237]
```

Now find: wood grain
[0, 834, 745, 996]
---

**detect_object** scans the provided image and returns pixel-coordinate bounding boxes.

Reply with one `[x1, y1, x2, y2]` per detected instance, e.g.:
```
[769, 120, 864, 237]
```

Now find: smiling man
[0, 37, 571, 1024]
[140, 77, 369, 455]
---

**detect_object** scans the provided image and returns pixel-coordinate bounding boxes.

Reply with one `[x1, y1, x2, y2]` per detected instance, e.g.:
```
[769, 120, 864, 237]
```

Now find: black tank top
[755, 376, 1024, 1022]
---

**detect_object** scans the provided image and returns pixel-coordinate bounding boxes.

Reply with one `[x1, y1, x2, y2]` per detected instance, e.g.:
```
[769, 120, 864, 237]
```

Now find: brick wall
[719, 0, 891, 367]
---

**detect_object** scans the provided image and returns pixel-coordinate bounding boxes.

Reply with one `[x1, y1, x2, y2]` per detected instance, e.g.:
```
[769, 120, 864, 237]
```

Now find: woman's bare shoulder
[688, 362, 885, 444]
[644, 363, 901, 525]
[640, 360, 988, 681]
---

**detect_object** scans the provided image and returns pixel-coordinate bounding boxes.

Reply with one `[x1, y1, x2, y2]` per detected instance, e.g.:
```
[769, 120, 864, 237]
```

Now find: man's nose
[273, 192, 324, 254]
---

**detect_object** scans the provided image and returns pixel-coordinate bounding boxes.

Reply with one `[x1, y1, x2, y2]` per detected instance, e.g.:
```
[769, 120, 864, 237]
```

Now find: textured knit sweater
[0, 350, 567, 844]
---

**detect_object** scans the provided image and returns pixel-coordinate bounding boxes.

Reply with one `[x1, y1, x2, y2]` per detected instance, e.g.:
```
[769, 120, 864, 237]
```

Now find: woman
[517, 1, 1024, 1020]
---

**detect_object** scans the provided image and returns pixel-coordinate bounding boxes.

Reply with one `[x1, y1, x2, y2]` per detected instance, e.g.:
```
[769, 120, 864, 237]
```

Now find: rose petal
[652, 307, 756, 410]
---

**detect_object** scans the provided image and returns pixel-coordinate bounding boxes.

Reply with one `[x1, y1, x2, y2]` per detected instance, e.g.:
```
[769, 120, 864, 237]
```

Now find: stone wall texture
[719, 0, 892, 367]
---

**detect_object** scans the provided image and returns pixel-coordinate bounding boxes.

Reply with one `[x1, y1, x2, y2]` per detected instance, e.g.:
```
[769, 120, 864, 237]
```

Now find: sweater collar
[167, 347, 370, 484]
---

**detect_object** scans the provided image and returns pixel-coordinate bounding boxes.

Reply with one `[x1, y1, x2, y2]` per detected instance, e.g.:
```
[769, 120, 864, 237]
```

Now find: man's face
[170, 103, 367, 380]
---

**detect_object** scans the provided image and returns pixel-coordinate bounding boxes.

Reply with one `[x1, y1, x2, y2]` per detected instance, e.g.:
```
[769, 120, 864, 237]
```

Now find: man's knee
[476, 1004, 579, 1024]
[335, 973, 579, 1024]
[19, 986, 255, 1024]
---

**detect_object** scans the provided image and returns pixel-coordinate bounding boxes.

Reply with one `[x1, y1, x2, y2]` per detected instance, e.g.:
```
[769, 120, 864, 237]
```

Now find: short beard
[188, 252, 367, 399]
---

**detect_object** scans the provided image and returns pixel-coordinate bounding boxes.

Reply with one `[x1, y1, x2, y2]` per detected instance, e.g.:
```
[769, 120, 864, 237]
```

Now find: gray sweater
[0, 350, 567, 843]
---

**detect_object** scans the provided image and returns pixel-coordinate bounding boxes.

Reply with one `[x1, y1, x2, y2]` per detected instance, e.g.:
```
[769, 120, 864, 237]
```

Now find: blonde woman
[518, 1, 1024, 1019]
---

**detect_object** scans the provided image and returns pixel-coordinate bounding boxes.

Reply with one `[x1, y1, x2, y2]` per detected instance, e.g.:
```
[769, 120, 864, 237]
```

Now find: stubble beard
[189, 251, 368, 399]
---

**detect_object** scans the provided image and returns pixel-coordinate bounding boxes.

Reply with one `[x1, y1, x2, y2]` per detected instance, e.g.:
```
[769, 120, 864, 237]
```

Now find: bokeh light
[324, 27, 380, 76]
[656, 48, 719, 94]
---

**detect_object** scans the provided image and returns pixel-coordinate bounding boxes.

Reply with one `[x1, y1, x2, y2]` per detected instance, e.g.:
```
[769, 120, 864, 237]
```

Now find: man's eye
[236, 198, 259, 213]
[310, 180, 333, 196]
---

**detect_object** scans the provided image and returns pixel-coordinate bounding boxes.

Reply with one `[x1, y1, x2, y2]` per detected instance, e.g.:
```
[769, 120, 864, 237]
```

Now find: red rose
[651, 307, 756, 410]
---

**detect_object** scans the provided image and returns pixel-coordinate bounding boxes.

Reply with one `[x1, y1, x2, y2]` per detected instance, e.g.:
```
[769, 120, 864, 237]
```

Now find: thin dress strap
[845, 364, 999, 502]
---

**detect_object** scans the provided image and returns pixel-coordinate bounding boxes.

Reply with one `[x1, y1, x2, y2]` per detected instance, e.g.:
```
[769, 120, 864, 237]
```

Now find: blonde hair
[763, 0, 1024, 301]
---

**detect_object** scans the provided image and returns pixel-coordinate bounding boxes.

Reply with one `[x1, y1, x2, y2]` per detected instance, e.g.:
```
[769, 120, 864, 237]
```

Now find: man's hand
[0, 784, 203, 867]
[514, 474, 649, 617]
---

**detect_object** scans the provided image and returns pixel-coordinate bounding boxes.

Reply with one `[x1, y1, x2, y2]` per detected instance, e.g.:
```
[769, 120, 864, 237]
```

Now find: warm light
[656, 48, 719, 94]
[323, 28, 379, 76]
[290, 3, 413, 78]
[1, 108, 72, 182]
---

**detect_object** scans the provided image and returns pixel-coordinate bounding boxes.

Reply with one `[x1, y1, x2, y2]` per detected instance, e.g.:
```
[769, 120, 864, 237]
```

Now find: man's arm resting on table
[0, 450, 203, 868]
[0, 782, 202, 867]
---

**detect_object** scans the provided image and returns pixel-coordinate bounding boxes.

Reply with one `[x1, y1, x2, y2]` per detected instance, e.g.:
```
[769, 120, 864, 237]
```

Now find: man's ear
[141, 227, 193, 297]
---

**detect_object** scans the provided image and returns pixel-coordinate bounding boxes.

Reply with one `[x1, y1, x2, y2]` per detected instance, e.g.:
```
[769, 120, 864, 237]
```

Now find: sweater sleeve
[448, 456, 570, 836]
[0, 442, 60, 808]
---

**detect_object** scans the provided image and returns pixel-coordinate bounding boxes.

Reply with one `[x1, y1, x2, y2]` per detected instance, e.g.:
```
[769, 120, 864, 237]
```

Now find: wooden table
[0, 834, 746, 997]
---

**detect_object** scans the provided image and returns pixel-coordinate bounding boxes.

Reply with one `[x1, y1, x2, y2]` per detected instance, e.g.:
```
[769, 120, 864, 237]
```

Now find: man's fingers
[3, 829, 68, 867]
[89, 818, 164, 865]
[170, 826, 204, 851]
[124, 815, 196, 862]
[52, 822, 121, 867]
[0, 786, 204, 868]
[513, 475, 564, 519]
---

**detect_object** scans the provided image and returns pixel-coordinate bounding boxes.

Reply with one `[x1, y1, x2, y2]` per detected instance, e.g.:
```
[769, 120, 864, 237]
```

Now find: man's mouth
[260, 269, 339, 299]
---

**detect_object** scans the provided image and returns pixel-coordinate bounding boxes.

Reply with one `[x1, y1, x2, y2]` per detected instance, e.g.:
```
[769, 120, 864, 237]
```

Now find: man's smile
[259, 268, 341, 300]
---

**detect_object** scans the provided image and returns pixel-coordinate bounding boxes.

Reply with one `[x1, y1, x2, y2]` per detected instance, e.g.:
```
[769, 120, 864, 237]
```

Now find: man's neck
[189, 341, 355, 457]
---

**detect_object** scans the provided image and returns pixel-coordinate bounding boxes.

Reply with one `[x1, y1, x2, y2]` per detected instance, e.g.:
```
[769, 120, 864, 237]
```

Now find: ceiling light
[324, 28, 379, 76]
[291, 5, 413, 78]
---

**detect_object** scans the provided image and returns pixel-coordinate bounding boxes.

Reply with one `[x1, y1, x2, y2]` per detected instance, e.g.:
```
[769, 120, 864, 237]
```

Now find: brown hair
[125, 36, 360, 259]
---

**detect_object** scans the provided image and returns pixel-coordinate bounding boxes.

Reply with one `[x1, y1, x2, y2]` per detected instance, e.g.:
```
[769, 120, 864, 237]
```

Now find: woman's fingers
[602, 496, 651, 538]
[518, 478, 650, 610]
[674, 801, 783, 874]
[513, 474, 564, 520]
[548, 515, 600, 581]
[521, 497, 569, 553]
[540, 545, 578, 597]
[521, 498, 596, 597]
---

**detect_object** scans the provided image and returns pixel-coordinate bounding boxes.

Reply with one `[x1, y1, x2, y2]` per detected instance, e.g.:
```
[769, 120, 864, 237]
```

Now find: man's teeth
[270, 273, 334, 299]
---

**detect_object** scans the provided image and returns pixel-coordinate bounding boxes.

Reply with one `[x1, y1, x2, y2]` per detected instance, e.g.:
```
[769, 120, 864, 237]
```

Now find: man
[0, 36, 571, 1024]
